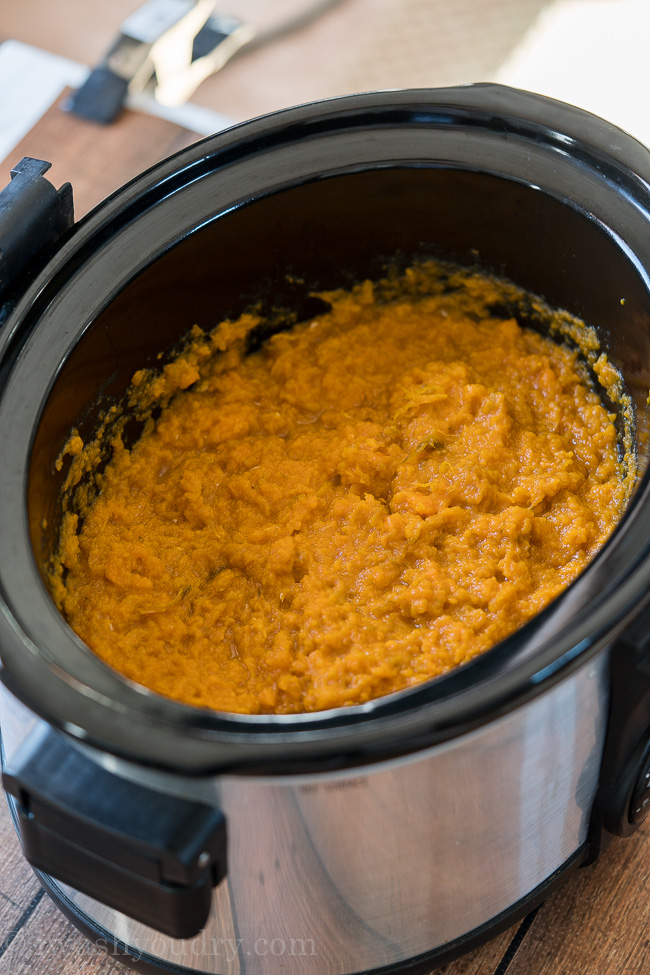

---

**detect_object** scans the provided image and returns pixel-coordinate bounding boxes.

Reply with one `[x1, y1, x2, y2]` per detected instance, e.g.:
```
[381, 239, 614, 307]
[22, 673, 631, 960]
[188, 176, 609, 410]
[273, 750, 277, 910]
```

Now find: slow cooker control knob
[600, 733, 650, 837]
[629, 758, 650, 825]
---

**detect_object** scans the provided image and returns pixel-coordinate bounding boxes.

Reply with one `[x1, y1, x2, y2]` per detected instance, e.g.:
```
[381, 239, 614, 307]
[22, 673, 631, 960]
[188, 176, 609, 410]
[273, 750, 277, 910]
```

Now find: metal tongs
[68, 0, 346, 124]
[68, 0, 254, 123]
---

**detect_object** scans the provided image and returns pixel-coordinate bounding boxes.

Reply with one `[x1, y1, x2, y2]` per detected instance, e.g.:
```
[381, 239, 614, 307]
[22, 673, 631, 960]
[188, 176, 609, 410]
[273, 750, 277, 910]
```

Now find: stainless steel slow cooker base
[1, 649, 607, 975]
[32, 853, 585, 975]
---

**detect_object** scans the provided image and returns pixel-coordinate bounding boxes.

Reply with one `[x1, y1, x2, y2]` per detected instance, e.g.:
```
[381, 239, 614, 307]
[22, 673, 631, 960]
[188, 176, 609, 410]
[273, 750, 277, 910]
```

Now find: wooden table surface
[2, 14, 650, 974]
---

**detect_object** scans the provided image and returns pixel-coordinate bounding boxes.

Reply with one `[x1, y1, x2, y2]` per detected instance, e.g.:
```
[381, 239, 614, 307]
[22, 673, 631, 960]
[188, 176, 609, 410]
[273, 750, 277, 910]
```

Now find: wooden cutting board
[1, 85, 650, 975]
[0, 88, 200, 218]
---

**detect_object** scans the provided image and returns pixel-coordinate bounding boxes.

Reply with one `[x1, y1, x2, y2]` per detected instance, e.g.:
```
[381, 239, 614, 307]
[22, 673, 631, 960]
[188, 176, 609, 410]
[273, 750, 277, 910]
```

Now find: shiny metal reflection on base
[36, 845, 587, 975]
[1, 648, 608, 975]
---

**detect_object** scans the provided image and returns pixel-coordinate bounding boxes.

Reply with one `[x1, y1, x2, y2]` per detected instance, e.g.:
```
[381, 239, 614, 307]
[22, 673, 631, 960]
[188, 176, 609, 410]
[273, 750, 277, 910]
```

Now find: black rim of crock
[1, 84, 650, 774]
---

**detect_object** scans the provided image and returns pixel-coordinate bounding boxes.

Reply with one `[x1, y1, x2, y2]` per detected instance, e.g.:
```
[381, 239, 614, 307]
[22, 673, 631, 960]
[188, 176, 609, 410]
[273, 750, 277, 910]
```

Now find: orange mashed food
[55, 267, 631, 714]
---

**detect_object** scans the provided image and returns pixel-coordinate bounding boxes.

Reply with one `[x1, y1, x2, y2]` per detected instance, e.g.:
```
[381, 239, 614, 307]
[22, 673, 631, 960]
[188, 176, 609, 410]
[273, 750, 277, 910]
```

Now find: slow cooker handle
[2, 725, 227, 938]
[0, 157, 73, 319]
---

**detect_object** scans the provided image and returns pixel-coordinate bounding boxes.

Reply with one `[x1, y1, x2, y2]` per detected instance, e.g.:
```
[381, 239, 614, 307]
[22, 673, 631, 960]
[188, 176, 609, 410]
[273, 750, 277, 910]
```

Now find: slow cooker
[1, 85, 650, 975]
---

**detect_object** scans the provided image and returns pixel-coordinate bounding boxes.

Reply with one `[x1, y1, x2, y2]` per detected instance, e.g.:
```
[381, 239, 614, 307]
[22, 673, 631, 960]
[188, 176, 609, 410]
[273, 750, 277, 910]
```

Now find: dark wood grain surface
[2, 64, 650, 975]
[0, 91, 199, 219]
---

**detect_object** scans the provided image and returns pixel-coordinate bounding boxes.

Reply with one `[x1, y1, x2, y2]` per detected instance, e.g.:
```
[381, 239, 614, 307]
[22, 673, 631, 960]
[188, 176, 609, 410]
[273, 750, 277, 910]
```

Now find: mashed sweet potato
[54, 265, 632, 714]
